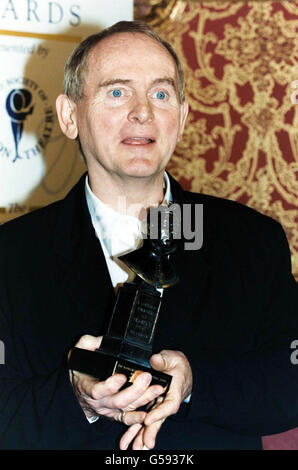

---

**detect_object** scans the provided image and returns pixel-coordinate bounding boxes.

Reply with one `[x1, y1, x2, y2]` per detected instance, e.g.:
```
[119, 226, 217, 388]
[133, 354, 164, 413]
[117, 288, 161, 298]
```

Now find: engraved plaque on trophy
[68, 208, 179, 395]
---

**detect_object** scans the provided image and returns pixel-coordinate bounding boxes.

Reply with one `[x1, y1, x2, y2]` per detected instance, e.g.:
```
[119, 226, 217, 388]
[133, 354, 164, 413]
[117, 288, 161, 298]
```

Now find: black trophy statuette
[68, 208, 179, 395]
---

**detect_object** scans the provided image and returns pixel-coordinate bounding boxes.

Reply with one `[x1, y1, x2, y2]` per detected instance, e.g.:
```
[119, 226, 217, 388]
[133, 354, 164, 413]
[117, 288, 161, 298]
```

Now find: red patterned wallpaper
[136, 0, 298, 278]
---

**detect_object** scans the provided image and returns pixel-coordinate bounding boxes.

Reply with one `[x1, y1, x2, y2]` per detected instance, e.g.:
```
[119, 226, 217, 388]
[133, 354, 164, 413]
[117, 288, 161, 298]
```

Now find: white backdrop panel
[0, 0, 133, 222]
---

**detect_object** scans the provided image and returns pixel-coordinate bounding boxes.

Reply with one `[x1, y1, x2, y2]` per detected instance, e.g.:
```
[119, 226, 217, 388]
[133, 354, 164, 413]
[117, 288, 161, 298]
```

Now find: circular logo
[0, 76, 54, 163]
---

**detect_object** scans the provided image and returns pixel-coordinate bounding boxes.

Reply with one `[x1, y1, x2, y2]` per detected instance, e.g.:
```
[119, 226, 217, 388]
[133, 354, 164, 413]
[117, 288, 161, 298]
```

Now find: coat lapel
[53, 175, 115, 335]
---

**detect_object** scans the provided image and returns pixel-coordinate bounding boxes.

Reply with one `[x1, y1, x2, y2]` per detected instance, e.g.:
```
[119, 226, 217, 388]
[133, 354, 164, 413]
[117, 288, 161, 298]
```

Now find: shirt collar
[85, 172, 172, 257]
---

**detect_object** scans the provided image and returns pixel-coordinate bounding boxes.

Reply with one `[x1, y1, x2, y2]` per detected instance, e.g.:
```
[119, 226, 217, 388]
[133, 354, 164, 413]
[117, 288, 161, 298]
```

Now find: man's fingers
[145, 396, 177, 425]
[149, 349, 193, 423]
[144, 393, 178, 426]
[141, 419, 165, 450]
[119, 423, 143, 450]
[70, 368, 163, 422]
[71, 371, 127, 402]
[121, 410, 147, 426]
[126, 384, 164, 410]
[132, 426, 146, 450]
[99, 372, 153, 410]
[75, 334, 103, 351]
[87, 373, 127, 399]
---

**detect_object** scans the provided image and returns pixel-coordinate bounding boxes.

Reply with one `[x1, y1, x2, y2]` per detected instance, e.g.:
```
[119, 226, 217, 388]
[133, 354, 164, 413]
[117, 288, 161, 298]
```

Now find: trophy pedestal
[68, 281, 172, 394]
[68, 347, 171, 393]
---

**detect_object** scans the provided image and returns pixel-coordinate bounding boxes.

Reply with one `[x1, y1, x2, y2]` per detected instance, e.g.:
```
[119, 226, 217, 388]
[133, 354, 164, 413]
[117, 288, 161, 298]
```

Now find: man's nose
[127, 96, 154, 124]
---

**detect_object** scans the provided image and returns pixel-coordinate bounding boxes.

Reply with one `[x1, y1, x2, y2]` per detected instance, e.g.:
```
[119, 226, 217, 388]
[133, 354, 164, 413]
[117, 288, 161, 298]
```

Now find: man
[0, 21, 297, 450]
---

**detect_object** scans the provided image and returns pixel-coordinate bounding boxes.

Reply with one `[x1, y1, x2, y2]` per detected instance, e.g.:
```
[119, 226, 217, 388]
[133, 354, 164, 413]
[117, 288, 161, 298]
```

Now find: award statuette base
[68, 281, 172, 395]
[68, 347, 171, 394]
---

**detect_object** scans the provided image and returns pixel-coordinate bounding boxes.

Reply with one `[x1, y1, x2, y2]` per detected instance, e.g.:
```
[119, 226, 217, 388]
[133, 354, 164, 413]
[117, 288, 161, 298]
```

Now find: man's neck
[87, 171, 165, 219]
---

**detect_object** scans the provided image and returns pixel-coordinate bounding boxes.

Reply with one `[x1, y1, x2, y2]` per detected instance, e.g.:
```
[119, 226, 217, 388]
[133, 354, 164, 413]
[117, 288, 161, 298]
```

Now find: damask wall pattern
[136, 1, 298, 277]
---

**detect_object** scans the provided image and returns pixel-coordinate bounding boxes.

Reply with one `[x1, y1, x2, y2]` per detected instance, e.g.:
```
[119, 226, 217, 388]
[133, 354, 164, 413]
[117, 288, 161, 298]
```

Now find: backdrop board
[0, 0, 133, 223]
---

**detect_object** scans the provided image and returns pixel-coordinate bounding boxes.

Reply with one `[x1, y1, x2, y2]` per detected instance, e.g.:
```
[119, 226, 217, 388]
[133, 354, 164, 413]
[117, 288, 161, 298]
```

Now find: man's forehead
[86, 32, 177, 73]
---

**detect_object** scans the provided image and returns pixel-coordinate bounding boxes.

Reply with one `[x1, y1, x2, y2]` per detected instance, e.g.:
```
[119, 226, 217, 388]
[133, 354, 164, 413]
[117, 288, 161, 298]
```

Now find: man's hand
[120, 349, 193, 450]
[69, 335, 164, 425]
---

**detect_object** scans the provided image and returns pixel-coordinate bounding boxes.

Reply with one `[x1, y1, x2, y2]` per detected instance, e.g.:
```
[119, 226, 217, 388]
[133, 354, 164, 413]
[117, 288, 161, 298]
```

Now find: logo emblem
[5, 89, 34, 163]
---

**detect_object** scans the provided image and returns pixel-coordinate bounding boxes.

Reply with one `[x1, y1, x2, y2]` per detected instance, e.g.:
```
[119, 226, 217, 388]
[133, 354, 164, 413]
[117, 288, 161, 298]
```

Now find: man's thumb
[75, 334, 103, 351]
[150, 351, 169, 371]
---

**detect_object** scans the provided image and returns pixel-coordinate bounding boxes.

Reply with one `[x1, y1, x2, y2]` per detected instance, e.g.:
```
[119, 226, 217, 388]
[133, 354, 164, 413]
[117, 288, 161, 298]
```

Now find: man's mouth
[121, 137, 155, 145]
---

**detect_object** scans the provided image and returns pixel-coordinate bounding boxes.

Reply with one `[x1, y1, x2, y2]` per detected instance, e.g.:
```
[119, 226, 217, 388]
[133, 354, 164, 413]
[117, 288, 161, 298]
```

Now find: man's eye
[111, 89, 123, 98]
[154, 91, 167, 100]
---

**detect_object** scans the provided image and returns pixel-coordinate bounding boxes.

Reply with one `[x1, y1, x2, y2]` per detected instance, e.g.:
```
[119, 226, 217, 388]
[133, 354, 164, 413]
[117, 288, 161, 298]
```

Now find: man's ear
[177, 100, 189, 142]
[56, 94, 78, 140]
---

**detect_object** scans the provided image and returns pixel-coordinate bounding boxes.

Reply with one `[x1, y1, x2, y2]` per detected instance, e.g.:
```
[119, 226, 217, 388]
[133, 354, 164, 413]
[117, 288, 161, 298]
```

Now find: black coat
[0, 174, 297, 450]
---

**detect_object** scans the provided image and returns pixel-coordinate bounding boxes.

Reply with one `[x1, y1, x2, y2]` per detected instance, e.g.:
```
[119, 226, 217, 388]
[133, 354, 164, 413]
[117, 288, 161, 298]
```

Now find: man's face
[70, 33, 188, 180]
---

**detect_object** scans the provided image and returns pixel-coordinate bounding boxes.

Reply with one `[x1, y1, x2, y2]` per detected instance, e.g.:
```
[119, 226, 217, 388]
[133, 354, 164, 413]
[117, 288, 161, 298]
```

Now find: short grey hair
[63, 20, 185, 103]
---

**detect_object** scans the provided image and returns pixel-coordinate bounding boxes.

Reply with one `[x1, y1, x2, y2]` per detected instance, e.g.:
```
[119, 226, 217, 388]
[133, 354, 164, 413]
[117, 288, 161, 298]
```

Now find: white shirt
[85, 172, 172, 290]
